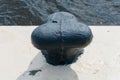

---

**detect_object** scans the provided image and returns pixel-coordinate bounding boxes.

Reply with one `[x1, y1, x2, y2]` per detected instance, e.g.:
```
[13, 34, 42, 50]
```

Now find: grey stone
[0, 0, 120, 25]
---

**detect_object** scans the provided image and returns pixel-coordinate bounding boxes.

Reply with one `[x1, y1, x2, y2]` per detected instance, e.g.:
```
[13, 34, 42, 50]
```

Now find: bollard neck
[41, 48, 84, 65]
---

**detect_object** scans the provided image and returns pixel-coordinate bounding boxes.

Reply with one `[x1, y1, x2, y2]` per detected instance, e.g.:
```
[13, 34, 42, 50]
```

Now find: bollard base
[41, 48, 84, 65]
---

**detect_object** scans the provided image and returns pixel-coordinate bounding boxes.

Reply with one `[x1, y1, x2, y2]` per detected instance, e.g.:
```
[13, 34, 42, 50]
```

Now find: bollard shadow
[17, 51, 79, 80]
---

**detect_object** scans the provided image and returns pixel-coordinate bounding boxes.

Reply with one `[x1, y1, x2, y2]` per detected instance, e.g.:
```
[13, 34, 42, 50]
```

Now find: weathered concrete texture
[16, 26, 120, 80]
[0, 0, 120, 25]
[0, 26, 119, 80]
[0, 26, 38, 80]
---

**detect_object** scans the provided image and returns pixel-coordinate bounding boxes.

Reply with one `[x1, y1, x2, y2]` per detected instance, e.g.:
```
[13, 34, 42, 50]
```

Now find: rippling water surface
[0, 0, 120, 25]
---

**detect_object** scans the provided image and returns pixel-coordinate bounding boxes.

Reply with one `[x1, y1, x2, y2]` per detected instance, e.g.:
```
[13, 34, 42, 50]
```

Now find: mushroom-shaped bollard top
[31, 12, 93, 65]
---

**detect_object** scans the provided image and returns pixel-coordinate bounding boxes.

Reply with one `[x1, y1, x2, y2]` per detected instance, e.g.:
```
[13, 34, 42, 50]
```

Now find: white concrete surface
[0, 26, 120, 80]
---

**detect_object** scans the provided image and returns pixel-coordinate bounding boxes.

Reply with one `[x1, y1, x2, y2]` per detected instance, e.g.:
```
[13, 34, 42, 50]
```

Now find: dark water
[0, 0, 120, 25]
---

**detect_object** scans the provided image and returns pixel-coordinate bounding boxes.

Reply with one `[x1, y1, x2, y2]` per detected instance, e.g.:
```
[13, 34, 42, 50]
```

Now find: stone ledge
[0, 26, 120, 80]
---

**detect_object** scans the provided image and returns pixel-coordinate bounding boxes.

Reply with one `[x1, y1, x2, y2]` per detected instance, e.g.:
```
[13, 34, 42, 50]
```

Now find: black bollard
[31, 12, 93, 65]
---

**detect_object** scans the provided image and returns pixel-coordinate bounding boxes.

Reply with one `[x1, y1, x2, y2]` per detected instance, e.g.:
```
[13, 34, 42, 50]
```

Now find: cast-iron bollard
[31, 12, 93, 65]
